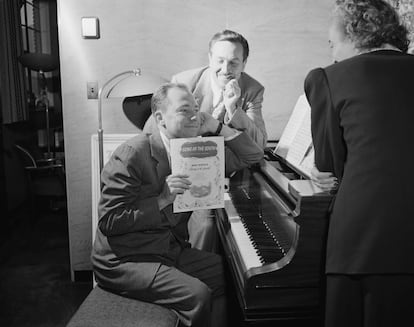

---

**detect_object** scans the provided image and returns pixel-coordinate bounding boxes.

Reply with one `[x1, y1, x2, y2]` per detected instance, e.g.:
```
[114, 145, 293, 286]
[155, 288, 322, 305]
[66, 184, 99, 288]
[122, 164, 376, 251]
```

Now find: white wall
[57, 0, 333, 275]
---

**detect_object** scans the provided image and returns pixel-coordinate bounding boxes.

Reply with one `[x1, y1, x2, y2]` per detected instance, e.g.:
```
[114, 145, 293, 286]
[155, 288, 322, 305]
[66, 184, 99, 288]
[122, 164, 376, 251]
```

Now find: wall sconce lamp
[97, 68, 166, 173]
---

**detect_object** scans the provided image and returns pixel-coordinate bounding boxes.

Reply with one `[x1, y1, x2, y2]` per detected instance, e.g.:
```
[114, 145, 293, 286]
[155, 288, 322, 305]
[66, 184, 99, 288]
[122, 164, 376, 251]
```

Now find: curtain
[0, 0, 28, 124]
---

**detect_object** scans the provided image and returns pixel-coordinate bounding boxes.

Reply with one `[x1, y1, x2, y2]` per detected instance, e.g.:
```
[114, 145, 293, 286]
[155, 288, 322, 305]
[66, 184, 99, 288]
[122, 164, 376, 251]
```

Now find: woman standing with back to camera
[304, 0, 414, 326]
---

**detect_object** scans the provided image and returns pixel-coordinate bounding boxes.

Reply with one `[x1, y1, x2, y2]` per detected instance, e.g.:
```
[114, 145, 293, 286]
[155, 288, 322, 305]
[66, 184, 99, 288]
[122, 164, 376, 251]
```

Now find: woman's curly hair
[334, 0, 409, 52]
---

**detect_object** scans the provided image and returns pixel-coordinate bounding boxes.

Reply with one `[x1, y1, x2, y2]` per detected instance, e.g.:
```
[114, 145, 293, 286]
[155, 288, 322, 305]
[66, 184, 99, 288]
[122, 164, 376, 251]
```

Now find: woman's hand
[311, 167, 338, 191]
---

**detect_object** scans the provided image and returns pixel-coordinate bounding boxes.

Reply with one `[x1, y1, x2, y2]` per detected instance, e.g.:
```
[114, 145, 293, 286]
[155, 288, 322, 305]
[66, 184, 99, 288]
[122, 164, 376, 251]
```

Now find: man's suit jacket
[91, 129, 263, 287]
[143, 66, 267, 148]
[305, 50, 414, 275]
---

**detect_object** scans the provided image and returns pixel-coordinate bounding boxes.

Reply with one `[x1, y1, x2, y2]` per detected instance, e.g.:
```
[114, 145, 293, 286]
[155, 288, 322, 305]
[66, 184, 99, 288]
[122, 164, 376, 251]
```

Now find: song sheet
[171, 136, 225, 213]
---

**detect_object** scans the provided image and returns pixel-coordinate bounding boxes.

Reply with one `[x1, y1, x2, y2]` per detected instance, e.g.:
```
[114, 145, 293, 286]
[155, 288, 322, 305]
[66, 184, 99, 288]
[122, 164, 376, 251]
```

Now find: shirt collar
[358, 44, 402, 55]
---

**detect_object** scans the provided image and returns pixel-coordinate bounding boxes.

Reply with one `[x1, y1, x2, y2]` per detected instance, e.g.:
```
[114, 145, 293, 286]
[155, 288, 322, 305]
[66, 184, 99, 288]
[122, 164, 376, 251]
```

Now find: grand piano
[216, 147, 334, 326]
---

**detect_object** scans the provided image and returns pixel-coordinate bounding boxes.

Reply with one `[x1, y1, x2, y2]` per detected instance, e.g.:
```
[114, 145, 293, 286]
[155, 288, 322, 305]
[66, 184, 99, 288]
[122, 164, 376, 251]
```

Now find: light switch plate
[87, 81, 98, 99]
[81, 17, 100, 39]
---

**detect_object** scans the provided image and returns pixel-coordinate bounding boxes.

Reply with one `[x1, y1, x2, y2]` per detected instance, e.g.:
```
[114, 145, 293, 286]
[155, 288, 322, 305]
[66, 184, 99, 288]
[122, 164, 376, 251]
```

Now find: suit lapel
[149, 131, 190, 244]
[149, 131, 171, 189]
[193, 68, 214, 114]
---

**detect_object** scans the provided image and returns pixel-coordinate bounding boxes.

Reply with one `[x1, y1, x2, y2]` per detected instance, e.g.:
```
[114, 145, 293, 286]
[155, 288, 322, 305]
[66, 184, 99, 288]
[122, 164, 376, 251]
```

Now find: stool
[66, 286, 179, 327]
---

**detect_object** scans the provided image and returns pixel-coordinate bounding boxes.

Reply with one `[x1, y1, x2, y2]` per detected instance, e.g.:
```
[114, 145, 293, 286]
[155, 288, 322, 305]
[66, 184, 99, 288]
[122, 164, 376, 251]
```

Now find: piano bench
[66, 286, 179, 327]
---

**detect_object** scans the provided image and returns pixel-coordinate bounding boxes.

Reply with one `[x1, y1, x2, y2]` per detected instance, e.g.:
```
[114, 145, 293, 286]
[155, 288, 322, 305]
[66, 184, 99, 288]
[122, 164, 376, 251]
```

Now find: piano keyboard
[224, 176, 296, 271]
[225, 192, 262, 269]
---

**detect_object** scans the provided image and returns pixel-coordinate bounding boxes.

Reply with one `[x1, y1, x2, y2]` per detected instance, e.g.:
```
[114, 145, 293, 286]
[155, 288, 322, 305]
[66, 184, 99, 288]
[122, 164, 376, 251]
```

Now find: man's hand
[223, 79, 241, 115]
[198, 112, 220, 136]
[158, 174, 191, 210]
[310, 167, 338, 191]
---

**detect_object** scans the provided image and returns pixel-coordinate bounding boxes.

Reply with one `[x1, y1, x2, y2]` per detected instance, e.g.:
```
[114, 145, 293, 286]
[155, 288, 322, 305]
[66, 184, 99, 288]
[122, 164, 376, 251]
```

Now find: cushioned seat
[66, 286, 178, 327]
[71, 134, 178, 327]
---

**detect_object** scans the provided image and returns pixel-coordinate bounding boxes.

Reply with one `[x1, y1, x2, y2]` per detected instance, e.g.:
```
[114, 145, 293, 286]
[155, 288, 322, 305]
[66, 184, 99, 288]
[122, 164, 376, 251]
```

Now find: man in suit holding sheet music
[92, 82, 263, 327]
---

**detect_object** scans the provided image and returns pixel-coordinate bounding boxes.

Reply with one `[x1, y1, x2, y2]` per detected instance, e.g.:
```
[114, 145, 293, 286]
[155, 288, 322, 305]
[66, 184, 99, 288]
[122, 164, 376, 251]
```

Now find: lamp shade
[18, 53, 59, 72]
[122, 94, 153, 130]
[105, 69, 167, 98]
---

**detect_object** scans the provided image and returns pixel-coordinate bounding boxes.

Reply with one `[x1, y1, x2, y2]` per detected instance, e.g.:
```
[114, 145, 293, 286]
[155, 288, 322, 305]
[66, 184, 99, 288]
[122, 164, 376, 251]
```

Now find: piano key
[227, 185, 289, 264]
[230, 218, 263, 269]
[224, 194, 262, 269]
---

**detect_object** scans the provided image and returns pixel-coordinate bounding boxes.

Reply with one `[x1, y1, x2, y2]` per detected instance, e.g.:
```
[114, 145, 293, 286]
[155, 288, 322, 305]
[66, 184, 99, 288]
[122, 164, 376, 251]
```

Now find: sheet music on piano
[273, 94, 314, 178]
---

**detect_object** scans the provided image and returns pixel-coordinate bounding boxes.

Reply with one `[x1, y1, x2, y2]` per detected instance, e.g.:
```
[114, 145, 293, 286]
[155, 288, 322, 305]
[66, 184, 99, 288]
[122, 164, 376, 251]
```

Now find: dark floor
[0, 202, 92, 327]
